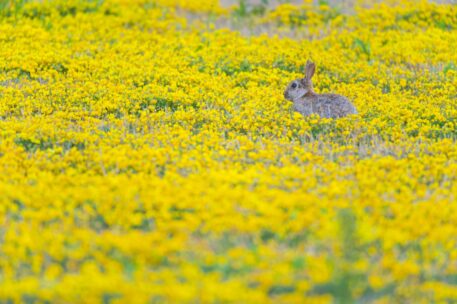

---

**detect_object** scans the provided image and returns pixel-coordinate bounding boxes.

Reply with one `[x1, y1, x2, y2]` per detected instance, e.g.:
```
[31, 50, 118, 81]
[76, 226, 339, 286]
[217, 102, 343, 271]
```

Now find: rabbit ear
[305, 60, 315, 79]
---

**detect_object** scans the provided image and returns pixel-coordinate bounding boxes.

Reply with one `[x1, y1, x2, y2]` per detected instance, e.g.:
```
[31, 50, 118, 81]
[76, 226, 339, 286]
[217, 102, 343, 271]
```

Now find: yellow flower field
[0, 0, 456, 302]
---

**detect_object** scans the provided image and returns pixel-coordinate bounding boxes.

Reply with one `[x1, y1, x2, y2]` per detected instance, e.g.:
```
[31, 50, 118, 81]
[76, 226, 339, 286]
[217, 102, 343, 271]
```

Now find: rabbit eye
[291, 83, 297, 89]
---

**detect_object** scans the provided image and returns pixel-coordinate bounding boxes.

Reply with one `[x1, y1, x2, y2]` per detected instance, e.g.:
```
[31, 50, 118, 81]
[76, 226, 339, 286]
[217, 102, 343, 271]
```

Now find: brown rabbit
[284, 61, 357, 118]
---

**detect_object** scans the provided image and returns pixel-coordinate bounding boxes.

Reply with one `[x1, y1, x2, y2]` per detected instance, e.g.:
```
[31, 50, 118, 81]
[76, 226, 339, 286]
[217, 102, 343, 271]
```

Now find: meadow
[0, 0, 456, 302]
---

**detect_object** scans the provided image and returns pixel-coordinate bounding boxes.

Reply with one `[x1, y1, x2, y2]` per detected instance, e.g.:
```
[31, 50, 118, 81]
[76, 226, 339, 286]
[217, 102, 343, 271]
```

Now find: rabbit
[284, 61, 357, 118]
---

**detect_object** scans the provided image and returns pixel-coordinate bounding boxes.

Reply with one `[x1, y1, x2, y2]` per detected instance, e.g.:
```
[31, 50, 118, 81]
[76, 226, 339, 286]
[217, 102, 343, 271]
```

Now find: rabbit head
[284, 60, 316, 102]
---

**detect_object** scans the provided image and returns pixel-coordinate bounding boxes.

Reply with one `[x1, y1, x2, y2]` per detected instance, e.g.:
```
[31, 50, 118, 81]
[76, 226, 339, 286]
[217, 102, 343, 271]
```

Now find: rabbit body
[284, 61, 357, 118]
[294, 93, 357, 118]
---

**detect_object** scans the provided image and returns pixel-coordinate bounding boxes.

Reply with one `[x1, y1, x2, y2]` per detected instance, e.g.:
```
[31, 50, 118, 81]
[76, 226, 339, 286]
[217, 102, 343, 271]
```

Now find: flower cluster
[0, 0, 456, 302]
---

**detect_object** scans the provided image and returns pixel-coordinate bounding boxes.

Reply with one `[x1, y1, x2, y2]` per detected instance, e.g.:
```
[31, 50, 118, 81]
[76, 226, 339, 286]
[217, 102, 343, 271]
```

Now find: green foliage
[353, 38, 371, 61]
[443, 62, 457, 75]
[0, 0, 105, 19]
[232, 0, 269, 19]
[154, 97, 178, 112]
[14, 137, 86, 153]
[0, 0, 30, 17]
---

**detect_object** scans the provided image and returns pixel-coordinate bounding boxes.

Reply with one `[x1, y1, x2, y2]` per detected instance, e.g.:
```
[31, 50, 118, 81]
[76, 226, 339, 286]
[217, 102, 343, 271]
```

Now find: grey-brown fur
[284, 61, 357, 118]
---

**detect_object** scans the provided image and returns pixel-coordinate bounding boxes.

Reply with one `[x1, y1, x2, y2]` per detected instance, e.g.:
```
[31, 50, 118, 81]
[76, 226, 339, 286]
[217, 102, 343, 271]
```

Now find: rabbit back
[313, 94, 357, 118]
